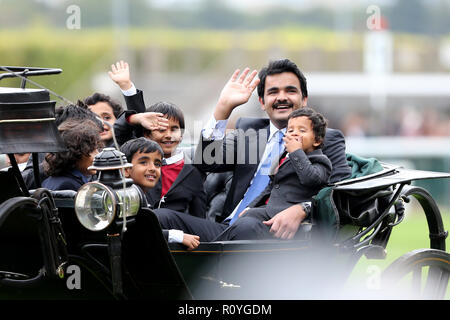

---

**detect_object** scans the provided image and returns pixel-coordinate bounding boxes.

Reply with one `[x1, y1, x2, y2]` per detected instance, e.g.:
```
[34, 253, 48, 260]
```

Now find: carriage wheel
[381, 249, 450, 299]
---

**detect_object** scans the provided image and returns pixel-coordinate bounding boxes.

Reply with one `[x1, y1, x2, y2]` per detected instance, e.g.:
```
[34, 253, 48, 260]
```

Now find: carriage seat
[203, 171, 233, 222]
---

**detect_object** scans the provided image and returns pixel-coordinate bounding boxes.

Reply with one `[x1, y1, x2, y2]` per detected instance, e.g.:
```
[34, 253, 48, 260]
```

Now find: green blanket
[346, 153, 384, 179]
[312, 153, 384, 241]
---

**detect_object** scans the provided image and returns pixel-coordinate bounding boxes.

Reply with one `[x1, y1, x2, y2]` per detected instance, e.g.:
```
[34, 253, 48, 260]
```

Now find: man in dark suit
[156, 106, 335, 241]
[156, 59, 351, 241]
[189, 59, 351, 239]
[214, 108, 332, 240]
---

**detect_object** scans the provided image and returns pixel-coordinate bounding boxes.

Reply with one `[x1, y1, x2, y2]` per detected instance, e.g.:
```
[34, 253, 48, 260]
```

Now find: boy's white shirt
[121, 83, 185, 244]
[121, 83, 137, 96]
[168, 229, 184, 243]
[202, 115, 228, 140]
[164, 150, 184, 165]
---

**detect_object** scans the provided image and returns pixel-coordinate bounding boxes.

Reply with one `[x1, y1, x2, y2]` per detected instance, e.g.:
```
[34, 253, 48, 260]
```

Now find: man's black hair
[120, 137, 164, 163]
[83, 92, 124, 118]
[257, 59, 308, 102]
[288, 107, 327, 149]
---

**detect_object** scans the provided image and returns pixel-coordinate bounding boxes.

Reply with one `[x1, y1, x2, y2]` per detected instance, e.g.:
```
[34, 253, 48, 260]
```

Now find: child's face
[77, 149, 99, 176]
[285, 116, 321, 153]
[144, 117, 182, 158]
[125, 151, 162, 190]
[89, 102, 117, 142]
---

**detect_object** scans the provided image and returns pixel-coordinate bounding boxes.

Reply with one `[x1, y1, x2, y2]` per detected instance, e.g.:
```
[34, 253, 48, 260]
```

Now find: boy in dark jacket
[120, 137, 200, 250]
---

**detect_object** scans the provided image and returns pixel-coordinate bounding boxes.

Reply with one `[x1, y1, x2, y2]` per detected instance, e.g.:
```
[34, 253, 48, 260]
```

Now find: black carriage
[0, 67, 449, 300]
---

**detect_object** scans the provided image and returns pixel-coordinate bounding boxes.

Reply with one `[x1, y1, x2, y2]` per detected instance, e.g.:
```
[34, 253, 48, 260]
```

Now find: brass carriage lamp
[74, 147, 145, 232]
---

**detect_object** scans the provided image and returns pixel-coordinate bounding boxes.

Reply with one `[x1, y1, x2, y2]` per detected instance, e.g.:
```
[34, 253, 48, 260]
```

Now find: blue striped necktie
[229, 130, 284, 225]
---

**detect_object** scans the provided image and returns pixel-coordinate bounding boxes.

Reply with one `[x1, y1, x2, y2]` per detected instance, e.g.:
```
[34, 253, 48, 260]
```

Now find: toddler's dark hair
[288, 108, 327, 149]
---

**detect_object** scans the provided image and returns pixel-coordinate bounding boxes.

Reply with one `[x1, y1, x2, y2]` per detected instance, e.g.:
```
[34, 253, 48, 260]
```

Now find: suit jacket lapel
[158, 153, 193, 198]
[167, 163, 193, 192]
[271, 150, 289, 175]
[244, 124, 270, 183]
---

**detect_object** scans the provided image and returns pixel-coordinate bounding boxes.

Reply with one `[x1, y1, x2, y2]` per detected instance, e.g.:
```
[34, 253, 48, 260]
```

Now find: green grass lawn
[342, 204, 450, 299]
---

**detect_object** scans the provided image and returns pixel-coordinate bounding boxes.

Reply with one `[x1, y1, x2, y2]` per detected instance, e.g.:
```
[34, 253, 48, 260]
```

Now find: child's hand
[182, 234, 200, 250]
[283, 134, 303, 154]
[129, 112, 169, 131]
[108, 60, 132, 91]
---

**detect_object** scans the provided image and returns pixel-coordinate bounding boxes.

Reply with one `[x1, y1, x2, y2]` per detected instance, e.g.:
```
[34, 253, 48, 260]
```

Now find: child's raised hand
[182, 234, 200, 250]
[108, 60, 132, 91]
[130, 112, 169, 131]
[283, 134, 303, 154]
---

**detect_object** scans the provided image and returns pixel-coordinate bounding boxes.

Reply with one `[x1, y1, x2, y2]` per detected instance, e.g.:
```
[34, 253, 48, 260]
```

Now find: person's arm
[201, 115, 228, 141]
[166, 229, 200, 251]
[127, 112, 169, 132]
[108, 60, 145, 113]
[109, 60, 133, 91]
[182, 233, 200, 251]
[262, 204, 308, 240]
[112, 111, 139, 146]
[201, 67, 258, 141]
[193, 126, 240, 173]
[193, 68, 259, 173]
[289, 149, 332, 187]
[283, 135, 332, 187]
[112, 110, 169, 146]
[123, 89, 146, 113]
[213, 68, 260, 120]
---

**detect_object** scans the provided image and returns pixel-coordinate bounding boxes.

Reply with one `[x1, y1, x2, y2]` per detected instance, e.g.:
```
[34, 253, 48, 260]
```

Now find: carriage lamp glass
[74, 147, 142, 232]
[75, 182, 142, 231]
[75, 182, 115, 231]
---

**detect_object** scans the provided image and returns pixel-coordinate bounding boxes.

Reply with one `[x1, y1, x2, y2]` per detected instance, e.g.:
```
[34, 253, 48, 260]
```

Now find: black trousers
[154, 208, 273, 242]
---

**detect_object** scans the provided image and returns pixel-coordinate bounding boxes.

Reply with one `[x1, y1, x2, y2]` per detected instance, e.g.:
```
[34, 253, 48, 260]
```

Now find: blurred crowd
[340, 107, 450, 137]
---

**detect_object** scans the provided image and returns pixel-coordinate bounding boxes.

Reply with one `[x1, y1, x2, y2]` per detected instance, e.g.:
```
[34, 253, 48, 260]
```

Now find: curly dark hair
[288, 108, 328, 149]
[55, 104, 103, 129]
[82, 92, 124, 118]
[44, 119, 103, 176]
